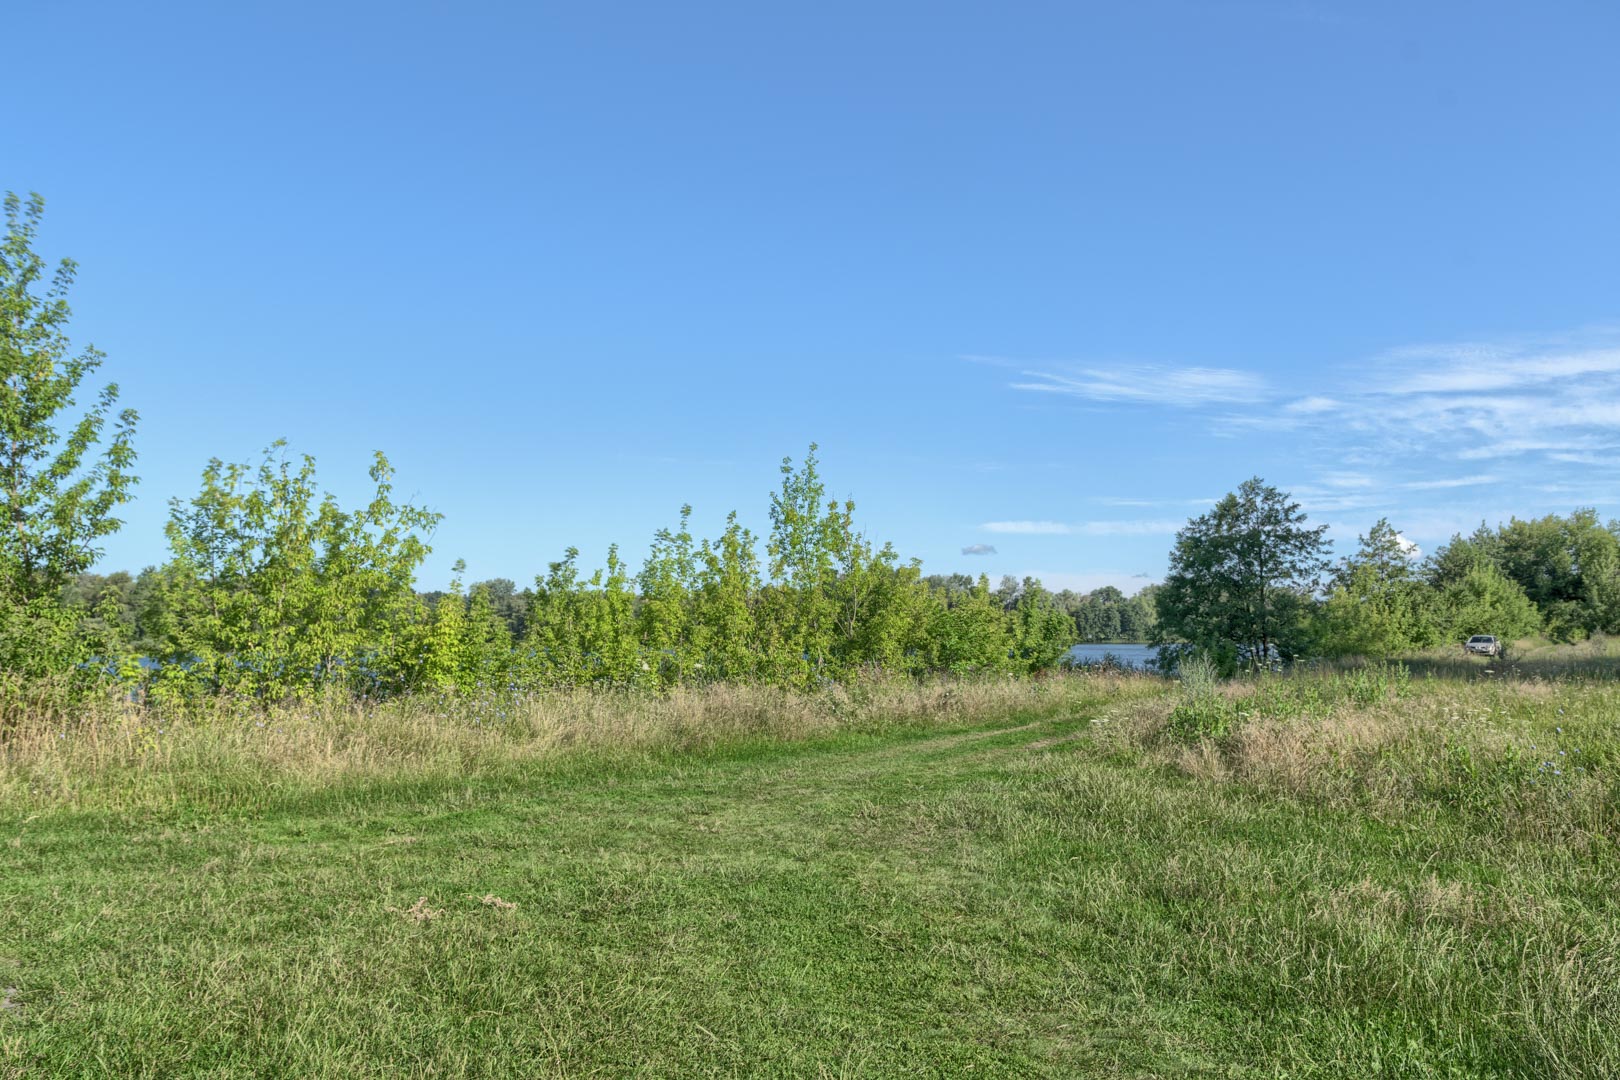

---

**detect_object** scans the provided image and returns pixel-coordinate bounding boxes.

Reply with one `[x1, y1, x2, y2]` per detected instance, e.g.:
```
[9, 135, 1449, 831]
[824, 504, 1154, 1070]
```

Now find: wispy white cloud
[1455, 436, 1618, 461]
[960, 543, 998, 556]
[982, 519, 1183, 536]
[1403, 474, 1498, 490]
[1285, 395, 1341, 414]
[1296, 336, 1620, 479]
[996, 334, 1620, 473]
[1291, 490, 1385, 514]
[1011, 364, 1268, 407]
[1381, 346, 1620, 396]
[1095, 496, 1216, 508]
[1075, 520, 1185, 536]
[1548, 452, 1620, 466]
[987, 329, 1620, 549]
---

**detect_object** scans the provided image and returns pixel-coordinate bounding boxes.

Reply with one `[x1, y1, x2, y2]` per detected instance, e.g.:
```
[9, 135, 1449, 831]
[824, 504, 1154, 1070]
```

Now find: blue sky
[9, 0, 1620, 592]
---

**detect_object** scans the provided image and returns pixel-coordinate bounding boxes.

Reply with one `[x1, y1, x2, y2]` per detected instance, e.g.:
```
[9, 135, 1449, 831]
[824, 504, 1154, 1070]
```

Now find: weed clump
[1166, 655, 1235, 742]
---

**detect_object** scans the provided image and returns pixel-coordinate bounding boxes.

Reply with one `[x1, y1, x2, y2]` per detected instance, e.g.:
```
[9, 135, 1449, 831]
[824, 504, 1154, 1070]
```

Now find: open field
[2, 658, 1618, 1077]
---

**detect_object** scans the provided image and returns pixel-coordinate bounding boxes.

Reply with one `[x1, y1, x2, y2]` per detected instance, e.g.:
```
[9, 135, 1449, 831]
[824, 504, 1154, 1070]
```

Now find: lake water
[1065, 642, 1161, 669]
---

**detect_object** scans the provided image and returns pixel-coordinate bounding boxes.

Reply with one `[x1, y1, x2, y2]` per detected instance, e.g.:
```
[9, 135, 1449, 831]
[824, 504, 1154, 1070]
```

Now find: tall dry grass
[1092, 664, 1620, 844]
[0, 670, 1160, 811]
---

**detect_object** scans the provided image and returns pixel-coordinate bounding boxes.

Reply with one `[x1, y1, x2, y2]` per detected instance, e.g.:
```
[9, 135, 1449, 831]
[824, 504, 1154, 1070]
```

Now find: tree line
[1154, 478, 1620, 672]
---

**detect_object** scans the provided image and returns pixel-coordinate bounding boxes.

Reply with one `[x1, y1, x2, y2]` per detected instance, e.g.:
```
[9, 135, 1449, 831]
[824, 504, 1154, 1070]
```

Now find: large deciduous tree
[1, 192, 139, 680]
[1155, 477, 1329, 667]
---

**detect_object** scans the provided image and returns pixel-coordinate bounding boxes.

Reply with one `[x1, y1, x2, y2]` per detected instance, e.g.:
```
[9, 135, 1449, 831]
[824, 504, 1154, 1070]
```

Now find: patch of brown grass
[390, 897, 445, 924]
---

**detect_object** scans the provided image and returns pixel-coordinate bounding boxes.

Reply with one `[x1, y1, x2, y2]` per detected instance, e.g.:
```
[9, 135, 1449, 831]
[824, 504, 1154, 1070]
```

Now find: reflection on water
[1064, 642, 1160, 669]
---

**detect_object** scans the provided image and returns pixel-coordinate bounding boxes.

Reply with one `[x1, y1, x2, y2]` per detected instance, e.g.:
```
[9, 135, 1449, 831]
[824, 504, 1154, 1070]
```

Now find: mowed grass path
[3, 698, 1616, 1077]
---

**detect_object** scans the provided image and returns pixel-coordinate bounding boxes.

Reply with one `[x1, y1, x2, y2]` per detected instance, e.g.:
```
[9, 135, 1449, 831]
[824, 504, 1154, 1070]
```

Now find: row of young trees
[1154, 478, 1620, 671]
[0, 193, 1081, 703]
[64, 446, 1081, 699]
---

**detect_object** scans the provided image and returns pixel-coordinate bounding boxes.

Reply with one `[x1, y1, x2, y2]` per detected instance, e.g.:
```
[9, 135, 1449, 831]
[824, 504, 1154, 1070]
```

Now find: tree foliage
[0, 193, 140, 682]
[1318, 519, 1437, 657]
[146, 445, 439, 699]
[1433, 561, 1542, 642]
[1156, 478, 1330, 668]
[1062, 584, 1157, 642]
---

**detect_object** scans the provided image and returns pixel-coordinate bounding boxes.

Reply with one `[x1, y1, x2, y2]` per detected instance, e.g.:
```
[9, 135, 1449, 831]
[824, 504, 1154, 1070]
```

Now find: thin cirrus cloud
[1095, 496, 1216, 508]
[1005, 335, 1620, 477]
[1318, 471, 1376, 489]
[1284, 395, 1341, 414]
[991, 332, 1620, 547]
[981, 519, 1184, 536]
[1361, 343, 1620, 459]
[1380, 344, 1620, 396]
[1403, 474, 1498, 490]
[1009, 364, 1269, 407]
[960, 543, 998, 555]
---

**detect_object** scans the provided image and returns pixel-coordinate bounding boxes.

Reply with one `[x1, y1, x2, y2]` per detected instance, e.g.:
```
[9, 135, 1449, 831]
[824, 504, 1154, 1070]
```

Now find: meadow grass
[1, 660, 1617, 1077]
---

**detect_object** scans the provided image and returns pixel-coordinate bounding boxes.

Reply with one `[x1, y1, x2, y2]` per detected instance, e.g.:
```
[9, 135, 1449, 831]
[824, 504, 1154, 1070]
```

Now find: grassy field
[2, 659, 1618, 1077]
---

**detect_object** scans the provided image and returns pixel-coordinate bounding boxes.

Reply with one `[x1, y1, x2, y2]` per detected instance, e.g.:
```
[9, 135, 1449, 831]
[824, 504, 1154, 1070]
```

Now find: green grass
[2, 668, 1618, 1077]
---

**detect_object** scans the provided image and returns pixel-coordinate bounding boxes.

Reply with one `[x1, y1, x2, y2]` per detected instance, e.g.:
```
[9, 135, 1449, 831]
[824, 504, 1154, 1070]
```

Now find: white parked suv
[1465, 635, 1501, 657]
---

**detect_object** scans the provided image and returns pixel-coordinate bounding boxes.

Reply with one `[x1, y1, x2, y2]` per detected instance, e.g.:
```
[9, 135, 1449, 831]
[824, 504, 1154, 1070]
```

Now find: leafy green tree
[816, 495, 930, 676]
[469, 577, 526, 639]
[1155, 478, 1330, 667]
[1318, 519, 1437, 657]
[831, 544, 932, 675]
[920, 573, 975, 602]
[639, 506, 699, 687]
[418, 564, 515, 692]
[463, 579, 515, 685]
[1493, 511, 1620, 638]
[1007, 577, 1076, 672]
[589, 544, 642, 683]
[1421, 512, 1620, 641]
[1434, 562, 1541, 642]
[1071, 586, 1123, 641]
[524, 548, 591, 686]
[1578, 520, 1620, 635]
[151, 445, 439, 698]
[419, 562, 470, 692]
[524, 544, 641, 686]
[1424, 524, 1498, 588]
[690, 511, 760, 682]
[1490, 515, 1580, 637]
[0, 192, 139, 680]
[762, 445, 846, 685]
[1069, 584, 1158, 642]
[61, 570, 137, 641]
[923, 574, 1014, 675]
[1119, 585, 1158, 641]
